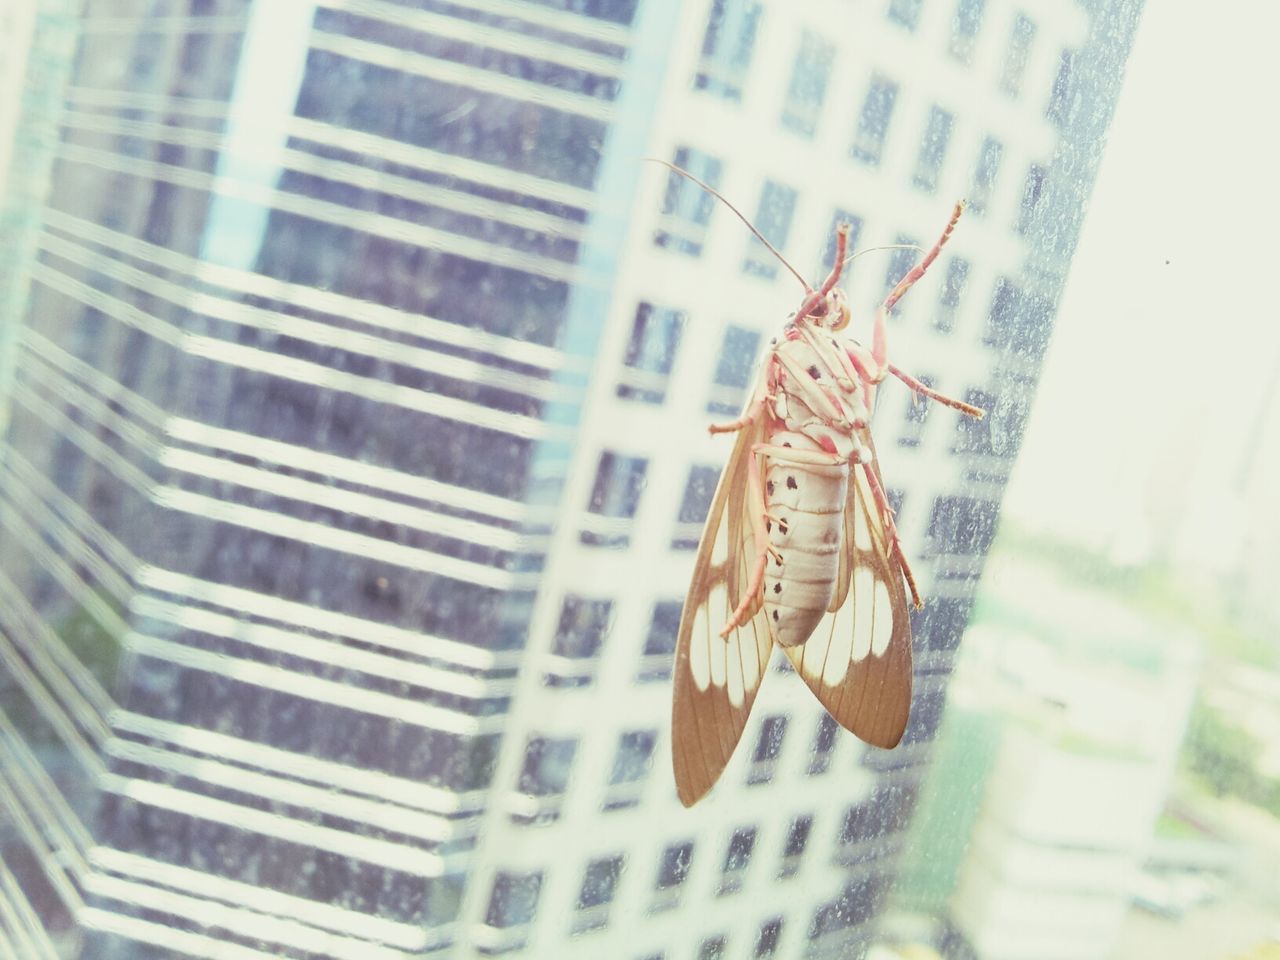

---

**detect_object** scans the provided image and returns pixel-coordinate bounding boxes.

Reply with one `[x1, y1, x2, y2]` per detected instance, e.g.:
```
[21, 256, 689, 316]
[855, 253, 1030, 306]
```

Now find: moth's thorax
[770, 338, 868, 462]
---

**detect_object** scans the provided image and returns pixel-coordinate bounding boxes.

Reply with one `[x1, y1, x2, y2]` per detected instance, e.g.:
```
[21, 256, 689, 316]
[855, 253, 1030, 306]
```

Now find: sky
[1001, 1, 1280, 574]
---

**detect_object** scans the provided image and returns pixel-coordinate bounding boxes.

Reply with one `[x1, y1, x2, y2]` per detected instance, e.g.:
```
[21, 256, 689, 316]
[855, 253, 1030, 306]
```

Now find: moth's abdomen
[763, 431, 849, 647]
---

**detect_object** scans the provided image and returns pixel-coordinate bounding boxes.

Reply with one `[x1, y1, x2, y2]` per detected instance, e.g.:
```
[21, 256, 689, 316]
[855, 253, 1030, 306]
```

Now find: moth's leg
[887, 363, 985, 418]
[708, 392, 766, 435]
[859, 459, 923, 608]
[870, 200, 965, 377]
[709, 355, 780, 435]
[720, 442, 779, 637]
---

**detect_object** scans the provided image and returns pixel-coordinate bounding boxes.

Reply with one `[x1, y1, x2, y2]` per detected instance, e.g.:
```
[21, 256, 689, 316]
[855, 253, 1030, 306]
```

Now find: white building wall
[457, 1, 1091, 957]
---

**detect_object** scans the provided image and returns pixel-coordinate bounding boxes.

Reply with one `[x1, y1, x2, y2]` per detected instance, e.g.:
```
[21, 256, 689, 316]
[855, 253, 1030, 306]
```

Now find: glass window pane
[780, 31, 836, 137]
[695, 0, 764, 101]
[851, 74, 900, 165]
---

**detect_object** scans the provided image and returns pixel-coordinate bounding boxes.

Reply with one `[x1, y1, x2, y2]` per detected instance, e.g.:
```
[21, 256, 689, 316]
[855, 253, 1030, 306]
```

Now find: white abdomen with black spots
[762, 430, 849, 647]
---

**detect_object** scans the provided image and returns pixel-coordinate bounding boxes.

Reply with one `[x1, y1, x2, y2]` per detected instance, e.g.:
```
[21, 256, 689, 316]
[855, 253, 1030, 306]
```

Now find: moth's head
[804, 287, 850, 331]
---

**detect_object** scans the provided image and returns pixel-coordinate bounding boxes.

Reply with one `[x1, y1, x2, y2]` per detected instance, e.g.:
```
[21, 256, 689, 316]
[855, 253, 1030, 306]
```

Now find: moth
[662, 163, 986, 806]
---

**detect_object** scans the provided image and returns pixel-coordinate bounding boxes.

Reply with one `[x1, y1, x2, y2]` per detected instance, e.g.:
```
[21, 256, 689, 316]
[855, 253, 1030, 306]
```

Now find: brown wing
[671, 398, 775, 806]
[782, 432, 913, 748]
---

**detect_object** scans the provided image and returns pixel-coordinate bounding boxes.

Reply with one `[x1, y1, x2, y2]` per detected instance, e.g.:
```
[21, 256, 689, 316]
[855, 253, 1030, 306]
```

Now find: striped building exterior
[0, 1, 1137, 958]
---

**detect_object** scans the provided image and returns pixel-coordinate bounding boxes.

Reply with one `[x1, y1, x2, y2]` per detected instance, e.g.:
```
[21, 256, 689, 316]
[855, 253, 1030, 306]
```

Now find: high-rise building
[0, 1, 1140, 958]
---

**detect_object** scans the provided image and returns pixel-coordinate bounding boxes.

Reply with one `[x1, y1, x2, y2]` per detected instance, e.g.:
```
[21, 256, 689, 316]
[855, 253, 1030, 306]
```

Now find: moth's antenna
[841, 243, 926, 269]
[644, 157, 811, 292]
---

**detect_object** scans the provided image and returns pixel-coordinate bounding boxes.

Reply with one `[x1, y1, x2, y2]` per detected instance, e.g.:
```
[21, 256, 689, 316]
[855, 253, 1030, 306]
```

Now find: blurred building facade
[0, 1, 1138, 958]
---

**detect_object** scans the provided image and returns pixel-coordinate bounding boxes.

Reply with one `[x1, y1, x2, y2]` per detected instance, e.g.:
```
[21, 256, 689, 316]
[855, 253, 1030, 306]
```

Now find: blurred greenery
[1154, 811, 1208, 840]
[1182, 698, 1280, 817]
[992, 525, 1280, 818]
[0, 591, 123, 743]
[993, 524, 1278, 671]
[54, 592, 124, 687]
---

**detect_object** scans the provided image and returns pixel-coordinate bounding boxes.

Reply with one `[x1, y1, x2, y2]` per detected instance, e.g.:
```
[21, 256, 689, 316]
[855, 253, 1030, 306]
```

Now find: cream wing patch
[671, 387, 777, 807]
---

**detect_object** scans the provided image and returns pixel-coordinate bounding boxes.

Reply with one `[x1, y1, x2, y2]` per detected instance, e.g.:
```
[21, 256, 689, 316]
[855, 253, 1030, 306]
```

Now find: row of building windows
[613, 270, 1034, 460]
[699, 0, 1059, 108]
[659, 141, 1038, 281]
[515, 710, 842, 805]
[616, 268, 981, 418]
[582, 430, 997, 552]
[543, 591, 953, 702]
[486, 789, 910, 942]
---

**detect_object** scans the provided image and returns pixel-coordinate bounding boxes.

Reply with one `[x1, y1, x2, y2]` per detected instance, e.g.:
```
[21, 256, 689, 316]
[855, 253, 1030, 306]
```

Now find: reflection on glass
[0, 2, 1176, 959]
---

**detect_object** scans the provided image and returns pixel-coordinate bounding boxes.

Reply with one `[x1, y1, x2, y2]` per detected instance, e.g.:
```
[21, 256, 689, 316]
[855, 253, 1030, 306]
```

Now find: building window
[718, 827, 757, 895]
[887, 487, 906, 520]
[755, 917, 784, 957]
[936, 257, 969, 332]
[695, 0, 763, 101]
[912, 106, 954, 193]
[707, 325, 761, 415]
[673, 465, 720, 550]
[840, 783, 919, 846]
[887, 0, 923, 31]
[898, 374, 935, 447]
[657, 841, 695, 889]
[912, 594, 975, 653]
[551, 596, 613, 658]
[903, 682, 947, 744]
[747, 715, 788, 785]
[969, 136, 1003, 216]
[780, 31, 836, 137]
[927, 494, 999, 556]
[1000, 12, 1037, 97]
[948, 0, 985, 63]
[516, 737, 577, 805]
[778, 815, 813, 879]
[617, 302, 686, 404]
[604, 730, 657, 810]
[951, 387, 997, 456]
[573, 855, 624, 933]
[582, 451, 647, 546]
[651, 840, 694, 911]
[546, 595, 613, 686]
[984, 275, 1019, 349]
[638, 600, 682, 683]
[743, 180, 798, 280]
[808, 714, 838, 775]
[485, 871, 543, 928]
[1047, 48, 1075, 126]
[850, 75, 899, 165]
[1016, 162, 1047, 233]
[808, 875, 889, 940]
[655, 146, 723, 256]
[698, 936, 728, 960]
